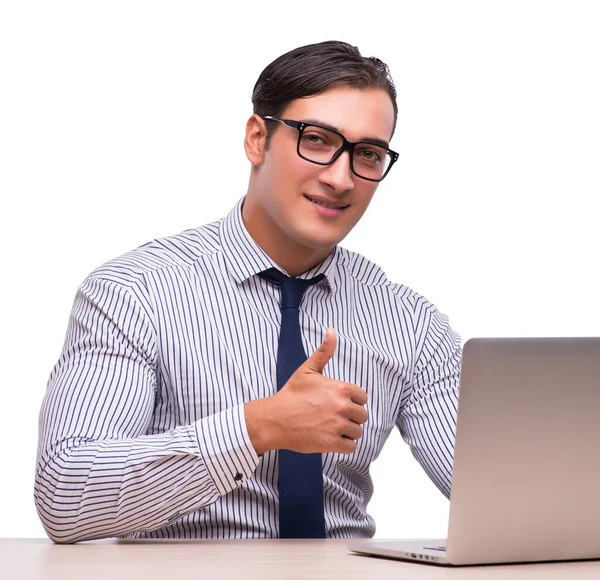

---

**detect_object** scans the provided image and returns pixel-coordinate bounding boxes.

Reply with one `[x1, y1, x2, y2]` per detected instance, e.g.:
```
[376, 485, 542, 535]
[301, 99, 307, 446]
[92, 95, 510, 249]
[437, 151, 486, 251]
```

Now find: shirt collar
[219, 196, 339, 293]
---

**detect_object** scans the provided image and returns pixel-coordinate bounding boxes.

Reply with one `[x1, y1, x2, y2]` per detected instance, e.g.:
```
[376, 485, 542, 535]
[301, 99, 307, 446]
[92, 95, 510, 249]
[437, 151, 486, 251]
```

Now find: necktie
[259, 267, 327, 538]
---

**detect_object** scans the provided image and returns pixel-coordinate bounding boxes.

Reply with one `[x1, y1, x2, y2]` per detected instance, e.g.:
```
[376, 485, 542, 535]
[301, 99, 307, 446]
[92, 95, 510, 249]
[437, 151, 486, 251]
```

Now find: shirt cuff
[194, 404, 260, 497]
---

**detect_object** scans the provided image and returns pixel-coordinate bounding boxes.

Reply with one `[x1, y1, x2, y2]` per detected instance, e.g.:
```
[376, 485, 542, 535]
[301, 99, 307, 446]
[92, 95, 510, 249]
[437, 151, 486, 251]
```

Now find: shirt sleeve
[34, 274, 259, 543]
[396, 302, 462, 499]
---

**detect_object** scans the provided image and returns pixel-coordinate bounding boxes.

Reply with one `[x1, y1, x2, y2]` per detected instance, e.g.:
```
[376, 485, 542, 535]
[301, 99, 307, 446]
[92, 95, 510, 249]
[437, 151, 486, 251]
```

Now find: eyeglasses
[262, 115, 398, 182]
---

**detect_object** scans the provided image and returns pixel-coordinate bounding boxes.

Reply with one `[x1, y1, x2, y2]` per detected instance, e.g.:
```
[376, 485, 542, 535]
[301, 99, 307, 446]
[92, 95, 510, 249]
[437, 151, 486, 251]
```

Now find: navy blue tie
[259, 267, 327, 538]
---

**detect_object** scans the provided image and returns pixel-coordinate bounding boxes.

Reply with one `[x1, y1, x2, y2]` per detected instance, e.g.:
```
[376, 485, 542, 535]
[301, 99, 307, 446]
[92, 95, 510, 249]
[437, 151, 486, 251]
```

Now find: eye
[301, 132, 330, 146]
[356, 148, 383, 163]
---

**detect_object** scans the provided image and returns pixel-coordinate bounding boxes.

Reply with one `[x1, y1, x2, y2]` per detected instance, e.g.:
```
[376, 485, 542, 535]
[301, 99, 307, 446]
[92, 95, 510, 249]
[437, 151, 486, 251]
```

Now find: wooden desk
[2, 538, 599, 580]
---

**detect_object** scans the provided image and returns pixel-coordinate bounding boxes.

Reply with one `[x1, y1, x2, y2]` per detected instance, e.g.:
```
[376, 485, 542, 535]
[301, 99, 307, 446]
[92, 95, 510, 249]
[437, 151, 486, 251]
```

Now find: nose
[317, 151, 355, 192]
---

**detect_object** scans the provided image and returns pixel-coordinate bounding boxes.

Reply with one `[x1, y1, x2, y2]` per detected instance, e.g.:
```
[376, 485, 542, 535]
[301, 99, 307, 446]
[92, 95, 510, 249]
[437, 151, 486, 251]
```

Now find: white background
[1, 1, 598, 540]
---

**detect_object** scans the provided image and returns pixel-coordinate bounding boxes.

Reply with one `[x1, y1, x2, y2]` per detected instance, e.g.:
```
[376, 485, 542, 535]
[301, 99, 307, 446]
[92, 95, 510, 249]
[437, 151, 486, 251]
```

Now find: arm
[396, 304, 461, 498]
[34, 275, 259, 543]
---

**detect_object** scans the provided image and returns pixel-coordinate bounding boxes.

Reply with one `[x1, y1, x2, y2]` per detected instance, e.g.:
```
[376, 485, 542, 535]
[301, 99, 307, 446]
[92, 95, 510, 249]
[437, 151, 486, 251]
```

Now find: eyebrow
[301, 118, 390, 149]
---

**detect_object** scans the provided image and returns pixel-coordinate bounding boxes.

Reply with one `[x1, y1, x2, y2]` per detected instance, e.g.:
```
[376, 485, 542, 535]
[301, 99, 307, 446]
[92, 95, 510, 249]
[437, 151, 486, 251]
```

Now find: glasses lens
[298, 126, 344, 164]
[298, 125, 392, 181]
[352, 143, 393, 181]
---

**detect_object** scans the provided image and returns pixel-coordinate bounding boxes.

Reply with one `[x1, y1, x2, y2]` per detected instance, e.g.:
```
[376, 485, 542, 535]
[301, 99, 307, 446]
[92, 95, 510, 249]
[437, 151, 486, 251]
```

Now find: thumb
[304, 328, 337, 374]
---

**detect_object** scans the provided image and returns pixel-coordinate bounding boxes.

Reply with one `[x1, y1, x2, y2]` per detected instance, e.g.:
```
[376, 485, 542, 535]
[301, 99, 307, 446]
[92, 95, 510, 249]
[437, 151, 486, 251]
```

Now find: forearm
[35, 405, 259, 543]
[401, 394, 457, 498]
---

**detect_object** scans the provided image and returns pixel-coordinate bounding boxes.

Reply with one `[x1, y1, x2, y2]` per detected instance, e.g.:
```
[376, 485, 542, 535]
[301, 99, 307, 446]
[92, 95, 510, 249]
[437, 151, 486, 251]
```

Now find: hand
[245, 328, 368, 455]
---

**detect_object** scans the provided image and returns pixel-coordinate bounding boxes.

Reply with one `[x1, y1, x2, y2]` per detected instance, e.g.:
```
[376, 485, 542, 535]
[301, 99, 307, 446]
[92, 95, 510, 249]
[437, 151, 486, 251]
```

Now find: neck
[241, 195, 332, 278]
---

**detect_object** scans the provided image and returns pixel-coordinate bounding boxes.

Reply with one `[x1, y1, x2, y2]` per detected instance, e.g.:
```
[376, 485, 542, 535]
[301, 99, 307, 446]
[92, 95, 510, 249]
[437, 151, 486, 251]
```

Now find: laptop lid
[350, 337, 600, 566]
[445, 337, 600, 565]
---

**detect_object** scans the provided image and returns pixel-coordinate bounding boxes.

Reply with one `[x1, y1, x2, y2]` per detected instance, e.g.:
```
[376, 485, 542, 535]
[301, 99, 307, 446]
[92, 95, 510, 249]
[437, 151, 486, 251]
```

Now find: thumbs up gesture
[245, 328, 368, 455]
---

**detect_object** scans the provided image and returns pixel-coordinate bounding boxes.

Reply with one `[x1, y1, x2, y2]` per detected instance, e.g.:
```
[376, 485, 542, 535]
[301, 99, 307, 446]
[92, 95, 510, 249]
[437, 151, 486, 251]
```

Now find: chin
[285, 212, 350, 250]
[296, 231, 345, 251]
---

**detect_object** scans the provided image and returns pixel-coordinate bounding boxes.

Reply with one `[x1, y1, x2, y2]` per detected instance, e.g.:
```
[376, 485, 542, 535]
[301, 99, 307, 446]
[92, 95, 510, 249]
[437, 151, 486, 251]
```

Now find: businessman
[35, 40, 461, 543]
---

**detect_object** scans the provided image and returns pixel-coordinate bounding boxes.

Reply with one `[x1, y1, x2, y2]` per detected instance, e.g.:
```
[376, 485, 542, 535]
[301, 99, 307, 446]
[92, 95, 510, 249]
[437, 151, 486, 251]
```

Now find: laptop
[350, 337, 600, 566]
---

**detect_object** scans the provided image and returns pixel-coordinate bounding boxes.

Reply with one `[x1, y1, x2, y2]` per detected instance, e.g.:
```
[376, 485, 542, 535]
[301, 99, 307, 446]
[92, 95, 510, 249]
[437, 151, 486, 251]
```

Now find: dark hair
[252, 40, 398, 145]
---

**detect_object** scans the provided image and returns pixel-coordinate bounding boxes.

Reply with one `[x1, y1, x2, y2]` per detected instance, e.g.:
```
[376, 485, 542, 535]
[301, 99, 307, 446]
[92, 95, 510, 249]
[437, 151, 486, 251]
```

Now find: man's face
[254, 87, 396, 253]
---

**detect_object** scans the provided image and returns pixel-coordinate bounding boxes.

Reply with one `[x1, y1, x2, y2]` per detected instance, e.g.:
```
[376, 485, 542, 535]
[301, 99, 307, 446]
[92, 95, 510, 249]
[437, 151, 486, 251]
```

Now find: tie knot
[259, 268, 325, 310]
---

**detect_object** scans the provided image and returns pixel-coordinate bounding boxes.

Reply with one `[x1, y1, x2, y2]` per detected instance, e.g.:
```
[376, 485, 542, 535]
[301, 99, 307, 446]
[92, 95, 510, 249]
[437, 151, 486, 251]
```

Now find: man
[35, 40, 461, 543]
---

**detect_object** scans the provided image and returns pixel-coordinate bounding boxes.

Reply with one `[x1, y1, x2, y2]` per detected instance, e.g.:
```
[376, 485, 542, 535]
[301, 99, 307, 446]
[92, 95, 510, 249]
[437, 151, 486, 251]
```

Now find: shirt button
[234, 473, 243, 482]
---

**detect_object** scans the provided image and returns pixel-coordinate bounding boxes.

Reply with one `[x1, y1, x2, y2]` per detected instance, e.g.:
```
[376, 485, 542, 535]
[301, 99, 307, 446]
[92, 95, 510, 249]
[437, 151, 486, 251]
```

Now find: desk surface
[2, 538, 600, 580]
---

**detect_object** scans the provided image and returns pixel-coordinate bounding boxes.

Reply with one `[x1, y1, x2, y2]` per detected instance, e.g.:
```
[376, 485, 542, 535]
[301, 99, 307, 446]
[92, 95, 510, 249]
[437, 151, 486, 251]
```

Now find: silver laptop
[350, 337, 600, 566]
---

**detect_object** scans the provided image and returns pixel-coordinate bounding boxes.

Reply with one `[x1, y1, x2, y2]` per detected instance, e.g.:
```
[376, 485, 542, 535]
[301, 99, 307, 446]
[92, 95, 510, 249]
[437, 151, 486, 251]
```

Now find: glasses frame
[262, 115, 398, 182]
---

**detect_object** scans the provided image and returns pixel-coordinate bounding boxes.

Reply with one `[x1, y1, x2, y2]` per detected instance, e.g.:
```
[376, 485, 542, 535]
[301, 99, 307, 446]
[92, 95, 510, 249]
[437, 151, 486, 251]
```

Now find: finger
[336, 438, 358, 454]
[348, 405, 368, 425]
[348, 385, 368, 406]
[303, 328, 337, 374]
[342, 422, 363, 441]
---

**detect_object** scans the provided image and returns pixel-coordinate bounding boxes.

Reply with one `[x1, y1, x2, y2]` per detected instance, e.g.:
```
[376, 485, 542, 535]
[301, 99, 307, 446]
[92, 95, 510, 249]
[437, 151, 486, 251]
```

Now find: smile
[304, 195, 349, 219]
[303, 195, 349, 210]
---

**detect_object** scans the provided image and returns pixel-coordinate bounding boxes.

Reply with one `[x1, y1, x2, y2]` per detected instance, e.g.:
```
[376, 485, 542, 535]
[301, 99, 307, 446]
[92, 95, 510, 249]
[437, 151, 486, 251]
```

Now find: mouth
[303, 194, 350, 212]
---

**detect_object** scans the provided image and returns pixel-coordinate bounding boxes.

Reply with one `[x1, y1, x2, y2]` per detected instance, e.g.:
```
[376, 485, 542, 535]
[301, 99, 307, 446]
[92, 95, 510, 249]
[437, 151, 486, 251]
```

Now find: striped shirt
[35, 196, 462, 543]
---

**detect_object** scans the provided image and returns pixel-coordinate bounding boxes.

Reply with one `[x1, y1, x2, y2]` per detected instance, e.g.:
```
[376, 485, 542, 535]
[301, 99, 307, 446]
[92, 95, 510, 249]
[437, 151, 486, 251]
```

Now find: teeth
[309, 198, 346, 209]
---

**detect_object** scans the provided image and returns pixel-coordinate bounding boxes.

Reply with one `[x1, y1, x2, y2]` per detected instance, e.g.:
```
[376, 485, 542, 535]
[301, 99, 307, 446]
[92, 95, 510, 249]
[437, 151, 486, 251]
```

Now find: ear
[244, 114, 268, 166]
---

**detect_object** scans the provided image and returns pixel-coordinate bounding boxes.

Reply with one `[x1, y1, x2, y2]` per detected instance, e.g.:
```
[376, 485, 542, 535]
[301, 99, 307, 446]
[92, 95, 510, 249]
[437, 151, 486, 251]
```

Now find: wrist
[244, 397, 281, 456]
